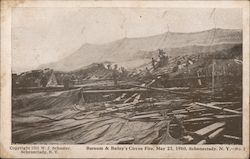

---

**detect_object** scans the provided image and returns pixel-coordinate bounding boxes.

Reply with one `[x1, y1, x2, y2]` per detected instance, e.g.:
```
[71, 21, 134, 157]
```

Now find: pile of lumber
[96, 84, 242, 144]
[12, 77, 242, 145]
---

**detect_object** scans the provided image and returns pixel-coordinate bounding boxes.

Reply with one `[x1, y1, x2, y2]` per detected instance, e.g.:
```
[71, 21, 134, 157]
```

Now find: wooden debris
[195, 102, 242, 114]
[117, 137, 135, 144]
[184, 117, 214, 123]
[214, 114, 241, 119]
[172, 108, 207, 115]
[133, 94, 141, 104]
[131, 84, 190, 96]
[146, 79, 156, 87]
[83, 89, 148, 94]
[113, 93, 127, 102]
[124, 93, 138, 103]
[131, 113, 161, 120]
[208, 127, 225, 139]
[197, 127, 225, 144]
[223, 135, 242, 140]
[197, 72, 202, 86]
[12, 77, 242, 145]
[195, 122, 225, 136]
[153, 101, 172, 106]
[210, 102, 240, 105]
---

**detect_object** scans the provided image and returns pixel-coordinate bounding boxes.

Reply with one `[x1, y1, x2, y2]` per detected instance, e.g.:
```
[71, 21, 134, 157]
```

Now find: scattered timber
[83, 89, 148, 94]
[195, 102, 242, 114]
[194, 122, 226, 136]
[197, 127, 225, 144]
[130, 84, 191, 96]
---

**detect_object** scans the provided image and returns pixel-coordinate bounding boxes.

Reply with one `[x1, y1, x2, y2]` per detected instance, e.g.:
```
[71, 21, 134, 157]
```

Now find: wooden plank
[83, 89, 148, 94]
[131, 84, 190, 96]
[113, 93, 127, 102]
[121, 93, 127, 99]
[166, 74, 238, 81]
[133, 94, 141, 104]
[131, 113, 161, 119]
[153, 101, 171, 106]
[184, 117, 214, 123]
[146, 79, 156, 87]
[208, 127, 225, 139]
[115, 103, 134, 108]
[214, 114, 241, 119]
[197, 72, 202, 86]
[196, 140, 206, 145]
[117, 137, 135, 144]
[197, 128, 225, 145]
[195, 122, 225, 136]
[172, 108, 206, 114]
[200, 113, 215, 117]
[134, 109, 171, 117]
[195, 102, 242, 114]
[123, 93, 138, 103]
[223, 135, 242, 140]
[117, 104, 136, 111]
[211, 102, 240, 105]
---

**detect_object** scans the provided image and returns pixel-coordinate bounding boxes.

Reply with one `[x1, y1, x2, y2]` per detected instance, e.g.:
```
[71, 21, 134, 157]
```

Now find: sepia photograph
[1, 0, 249, 158]
[11, 7, 244, 145]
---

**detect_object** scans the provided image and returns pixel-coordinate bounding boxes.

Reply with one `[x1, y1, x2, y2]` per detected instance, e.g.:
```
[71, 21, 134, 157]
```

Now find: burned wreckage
[12, 31, 243, 145]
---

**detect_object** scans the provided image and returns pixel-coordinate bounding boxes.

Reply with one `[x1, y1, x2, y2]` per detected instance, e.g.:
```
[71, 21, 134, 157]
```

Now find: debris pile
[15, 68, 58, 88]
[12, 42, 242, 145]
[12, 76, 242, 144]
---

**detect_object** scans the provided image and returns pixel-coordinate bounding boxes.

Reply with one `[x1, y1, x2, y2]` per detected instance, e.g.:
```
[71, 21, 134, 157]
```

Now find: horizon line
[81, 27, 242, 46]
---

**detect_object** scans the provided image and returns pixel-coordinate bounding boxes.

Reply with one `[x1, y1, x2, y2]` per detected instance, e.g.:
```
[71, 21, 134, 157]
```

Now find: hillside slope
[39, 28, 242, 71]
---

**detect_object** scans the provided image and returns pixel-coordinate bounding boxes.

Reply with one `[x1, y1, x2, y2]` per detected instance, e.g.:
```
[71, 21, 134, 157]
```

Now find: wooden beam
[171, 108, 207, 114]
[133, 94, 141, 104]
[131, 113, 161, 120]
[223, 135, 242, 140]
[184, 117, 214, 123]
[83, 89, 148, 94]
[197, 127, 225, 145]
[208, 127, 225, 139]
[195, 122, 225, 136]
[195, 102, 242, 114]
[131, 84, 190, 96]
[123, 93, 138, 103]
[214, 114, 241, 119]
[146, 79, 156, 87]
[210, 102, 240, 105]
[167, 74, 240, 81]
[113, 93, 127, 102]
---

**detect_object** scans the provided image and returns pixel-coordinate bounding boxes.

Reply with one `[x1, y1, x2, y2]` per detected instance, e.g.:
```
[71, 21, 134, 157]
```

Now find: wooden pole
[195, 102, 242, 114]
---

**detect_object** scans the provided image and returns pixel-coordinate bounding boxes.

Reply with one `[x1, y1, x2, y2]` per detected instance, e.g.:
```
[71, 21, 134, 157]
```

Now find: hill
[39, 28, 242, 71]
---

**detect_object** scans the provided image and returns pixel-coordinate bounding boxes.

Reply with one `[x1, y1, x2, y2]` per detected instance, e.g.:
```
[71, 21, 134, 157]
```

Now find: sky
[12, 8, 242, 73]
